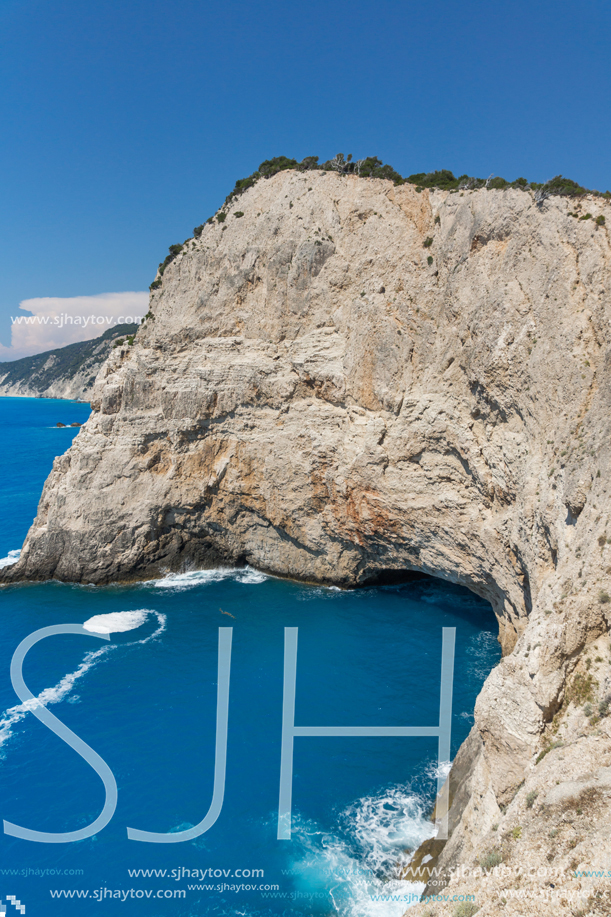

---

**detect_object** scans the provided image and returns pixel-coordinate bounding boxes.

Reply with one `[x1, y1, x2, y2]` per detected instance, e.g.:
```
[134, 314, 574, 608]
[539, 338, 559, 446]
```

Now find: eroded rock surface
[3, 170, 611, 912]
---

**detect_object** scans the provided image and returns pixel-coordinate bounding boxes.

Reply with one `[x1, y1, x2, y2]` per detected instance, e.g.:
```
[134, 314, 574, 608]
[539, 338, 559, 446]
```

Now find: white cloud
[0, 291, 149, 361]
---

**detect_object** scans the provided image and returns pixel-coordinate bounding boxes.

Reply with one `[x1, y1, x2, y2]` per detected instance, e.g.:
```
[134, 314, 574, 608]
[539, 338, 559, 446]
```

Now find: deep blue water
[0, 397, 501, 916]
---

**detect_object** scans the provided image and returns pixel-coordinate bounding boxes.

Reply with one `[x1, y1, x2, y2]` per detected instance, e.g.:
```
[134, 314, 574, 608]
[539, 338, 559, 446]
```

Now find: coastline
[4, 170, 611, 914]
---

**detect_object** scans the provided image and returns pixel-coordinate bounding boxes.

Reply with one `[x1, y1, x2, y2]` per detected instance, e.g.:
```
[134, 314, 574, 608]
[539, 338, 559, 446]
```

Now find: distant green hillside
[0, 323, 139, 399]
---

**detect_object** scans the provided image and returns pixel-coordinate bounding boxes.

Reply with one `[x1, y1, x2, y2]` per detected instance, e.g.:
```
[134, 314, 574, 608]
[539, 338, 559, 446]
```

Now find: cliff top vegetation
[151, 155, 610, 290]
[219, 154, 611, 207]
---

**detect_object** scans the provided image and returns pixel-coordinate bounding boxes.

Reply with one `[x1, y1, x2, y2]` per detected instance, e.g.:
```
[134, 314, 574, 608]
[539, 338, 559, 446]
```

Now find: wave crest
[285, 785, 436, 916]
[151, 566, 268, 591]
[0, 549, 21, 569]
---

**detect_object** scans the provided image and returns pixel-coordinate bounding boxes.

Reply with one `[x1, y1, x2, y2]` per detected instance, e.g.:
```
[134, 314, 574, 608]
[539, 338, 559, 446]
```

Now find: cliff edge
[4, 170, 611, 913]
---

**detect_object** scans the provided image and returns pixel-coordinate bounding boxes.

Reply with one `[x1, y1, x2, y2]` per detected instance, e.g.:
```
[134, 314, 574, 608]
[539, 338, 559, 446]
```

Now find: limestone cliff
[3, 170, 611, 914]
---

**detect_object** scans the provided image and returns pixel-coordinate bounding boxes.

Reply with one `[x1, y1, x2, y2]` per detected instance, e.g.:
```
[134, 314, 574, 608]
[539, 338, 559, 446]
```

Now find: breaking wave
[0, 549, 21, 569]
[151, 566, 268, 591]
[284, 784, 436, 916]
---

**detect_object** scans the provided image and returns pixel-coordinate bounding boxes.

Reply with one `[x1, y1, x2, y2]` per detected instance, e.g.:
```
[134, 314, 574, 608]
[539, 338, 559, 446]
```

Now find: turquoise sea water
[0, 397, 501, 916]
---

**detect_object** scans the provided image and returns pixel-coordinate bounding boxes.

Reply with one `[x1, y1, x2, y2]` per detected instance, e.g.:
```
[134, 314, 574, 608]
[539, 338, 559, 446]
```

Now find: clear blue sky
[1, 0, 610, 348]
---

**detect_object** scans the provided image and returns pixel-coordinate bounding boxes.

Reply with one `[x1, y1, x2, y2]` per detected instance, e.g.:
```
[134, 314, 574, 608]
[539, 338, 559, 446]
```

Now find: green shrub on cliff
[355, 156, 404, 183]
[223, 156, 305, 208]
[158, 243, 184, 276]
[544, 175, 589, 197]
[479, 850, 502, 870]
[453, 902, 479, 917]
[408, 169, 461, 190]
[488, 176, 509, 189]
[536, 739, 563, 763]
[258, 156, 299, 177]
[227, 175, 257, 201]
[568, 671, 596, 704]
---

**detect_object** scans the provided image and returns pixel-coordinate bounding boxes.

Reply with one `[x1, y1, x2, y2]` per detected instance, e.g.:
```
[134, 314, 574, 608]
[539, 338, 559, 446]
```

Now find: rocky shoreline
[3, 169, 611, 915]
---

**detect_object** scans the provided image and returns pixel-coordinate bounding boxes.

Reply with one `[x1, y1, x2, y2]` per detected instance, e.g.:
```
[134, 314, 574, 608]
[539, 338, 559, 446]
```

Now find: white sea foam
[0, 549, 21, 569]
[431, 760, 452, 782]
[466, 629, 500, 680]
[424, 758, 453, 785]
[151, 566, 268, 591]
[0, 610, 166, 755]
[342, 785, 436, 875]
[83, 609, 150, 634]
[237, 567, 268, 584]
[287, 785, 436, 916]
[295, 584, 344, 602]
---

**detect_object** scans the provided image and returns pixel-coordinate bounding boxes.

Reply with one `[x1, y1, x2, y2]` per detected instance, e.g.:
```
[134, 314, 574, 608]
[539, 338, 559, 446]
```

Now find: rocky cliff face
[3, 171, 611, 913]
